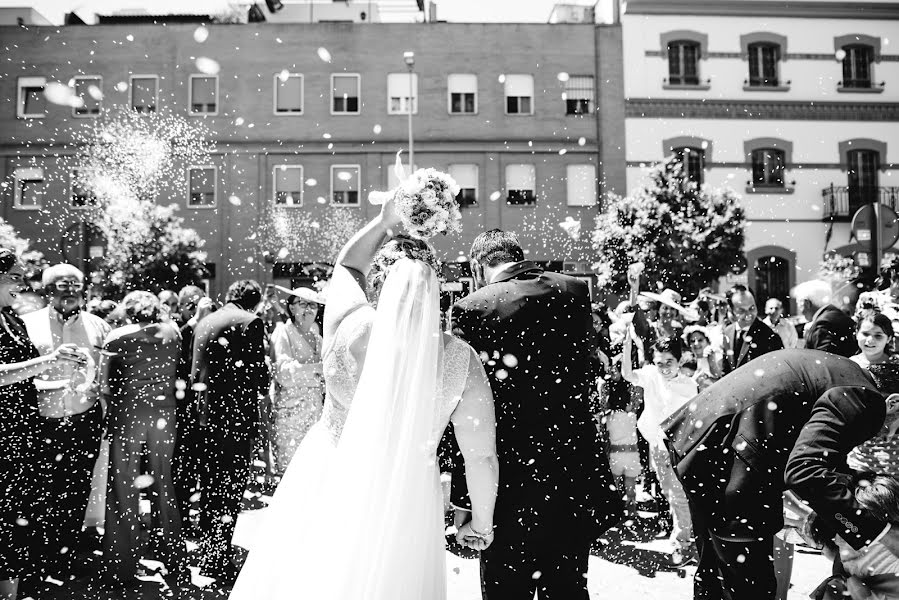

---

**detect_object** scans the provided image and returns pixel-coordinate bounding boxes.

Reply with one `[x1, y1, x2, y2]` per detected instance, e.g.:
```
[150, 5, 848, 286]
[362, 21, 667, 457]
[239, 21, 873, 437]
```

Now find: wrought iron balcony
[821, 185, 899, 220]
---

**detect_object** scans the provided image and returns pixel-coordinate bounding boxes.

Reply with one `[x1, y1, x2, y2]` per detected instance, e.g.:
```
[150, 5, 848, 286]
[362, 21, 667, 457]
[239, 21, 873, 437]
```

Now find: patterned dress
[269, 321, 324, 474]
[847, 356, 899, 476]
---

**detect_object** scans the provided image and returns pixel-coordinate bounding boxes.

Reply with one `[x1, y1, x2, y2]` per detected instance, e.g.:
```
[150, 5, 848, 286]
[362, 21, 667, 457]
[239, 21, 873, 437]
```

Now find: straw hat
[639, 288, 700, 322]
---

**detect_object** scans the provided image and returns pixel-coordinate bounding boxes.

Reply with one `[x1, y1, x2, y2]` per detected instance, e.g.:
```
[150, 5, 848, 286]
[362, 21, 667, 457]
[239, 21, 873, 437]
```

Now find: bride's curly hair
[366, 235, 442, 305]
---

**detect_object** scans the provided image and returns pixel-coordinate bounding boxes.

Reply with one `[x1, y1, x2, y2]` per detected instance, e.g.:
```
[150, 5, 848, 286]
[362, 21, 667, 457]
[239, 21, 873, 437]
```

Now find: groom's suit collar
[489, 261, 544, 284]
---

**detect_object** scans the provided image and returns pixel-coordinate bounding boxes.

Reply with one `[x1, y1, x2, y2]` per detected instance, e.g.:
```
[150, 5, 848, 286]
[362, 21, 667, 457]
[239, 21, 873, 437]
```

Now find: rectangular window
[387, 73, 418, 115]
[13, 167, 44, 209]
[274, 73, 303, 114]
[332, 74, 360, 114]
[674, 147, 704, 185]
[70, 169, 98, 207]
[130, 75, 158, 113]
[668, 42, 700, 85]
[505, 164, 536, 205]
[189, 75, 218, 115]
[843, 46, 874, 89]
[566, 165, 597, 206]
[564, 76, 594, 115]
[751, 149, 785, 187]
[188, 166, 217, 207]
[73, 76, 102, 117]
[448, 74, 477, 114]
[448, 164, 478, 207]
[504, 74, 534, 115]
[273, 165, 303, 206]
[748, 44, 779, 87]
[17, 77, 46, 118]
[331, 165, 361, 206]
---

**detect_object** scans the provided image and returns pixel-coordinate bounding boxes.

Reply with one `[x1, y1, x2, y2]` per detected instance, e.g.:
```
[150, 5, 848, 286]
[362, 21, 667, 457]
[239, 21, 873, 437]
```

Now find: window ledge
[186, 205, 218, 210]
[449, 111, 479, 116]
[663, 84, 711, 91]
[13, 205, 41, 211]
[745, 186, 794, 195]
[505, 202, 537, 207]
[17, 113, 45, 119]
[837, 86, 884, 94]
[330, 203, 362, 208]
[742, 85, 791, 92]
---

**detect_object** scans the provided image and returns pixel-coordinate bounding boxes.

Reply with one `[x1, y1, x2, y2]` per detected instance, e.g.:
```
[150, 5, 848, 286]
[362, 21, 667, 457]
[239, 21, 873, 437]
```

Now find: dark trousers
[36, 402, 102, 576]
[693, 510, 777, 600]
[103, 404, 185, 581]
[197, 419, 253, 575]
[481, 507, 591, 600]
[173, 398, 202, 528]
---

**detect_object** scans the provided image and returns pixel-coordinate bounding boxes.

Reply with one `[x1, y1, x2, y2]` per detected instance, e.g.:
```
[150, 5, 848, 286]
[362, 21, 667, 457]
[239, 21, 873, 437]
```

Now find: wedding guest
[601, 354, 641, 517]
[683, 325, 722, 390]
[0, 249, 87, 600]
[847, 311, 899, 477]
[268, 287, 324, 474]
[100, 291, 186, 587]
[622, 331, 697, 565]
[158, 290, 180, 325]
[21, 264, 110, 580]
[665, 350, 892, 600]
[720, 285, 783, 374]
[191, 280, 269, 581]
[794, 279, 858, 357]
[763, 297, 800, 349]
[172, 285, 210, 532]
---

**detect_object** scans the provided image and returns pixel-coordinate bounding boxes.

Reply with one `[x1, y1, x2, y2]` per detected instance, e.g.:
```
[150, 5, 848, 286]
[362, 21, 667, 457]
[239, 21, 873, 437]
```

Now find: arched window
[668, 41, 701, 86]
[842, 44, 874, 89]
[673, 146, 704, 185]
[747, 42, 780, 87]
[754, 255, 791, 309]
[847, 149, 881, 209]
[751, 149, 785, 187]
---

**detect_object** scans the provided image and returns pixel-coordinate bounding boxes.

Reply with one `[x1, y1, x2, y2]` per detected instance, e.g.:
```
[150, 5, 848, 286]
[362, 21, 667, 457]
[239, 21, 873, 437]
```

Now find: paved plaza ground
[25, 518, 831, 600]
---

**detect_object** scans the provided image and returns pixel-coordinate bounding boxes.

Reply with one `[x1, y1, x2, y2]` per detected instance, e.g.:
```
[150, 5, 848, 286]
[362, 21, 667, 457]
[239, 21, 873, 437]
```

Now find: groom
[450, 229, 622, 599]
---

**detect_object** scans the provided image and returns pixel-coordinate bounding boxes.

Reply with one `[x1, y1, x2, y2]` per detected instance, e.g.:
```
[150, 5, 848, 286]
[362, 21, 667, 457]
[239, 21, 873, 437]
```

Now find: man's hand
[455, 521, 494, 551]
[195, 297, 215, 322]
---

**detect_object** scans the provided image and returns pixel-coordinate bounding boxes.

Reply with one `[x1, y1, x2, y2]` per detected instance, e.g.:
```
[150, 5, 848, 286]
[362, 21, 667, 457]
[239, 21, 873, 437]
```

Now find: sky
[0, 0, 604, 24]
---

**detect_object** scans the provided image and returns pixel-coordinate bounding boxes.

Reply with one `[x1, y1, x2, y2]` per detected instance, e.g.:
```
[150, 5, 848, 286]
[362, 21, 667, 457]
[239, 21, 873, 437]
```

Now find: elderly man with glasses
[21, 264, 111, 581]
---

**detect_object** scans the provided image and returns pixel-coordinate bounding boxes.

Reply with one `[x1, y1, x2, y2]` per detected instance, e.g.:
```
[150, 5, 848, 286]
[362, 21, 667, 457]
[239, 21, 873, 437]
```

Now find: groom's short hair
[470, 229, 525, 267]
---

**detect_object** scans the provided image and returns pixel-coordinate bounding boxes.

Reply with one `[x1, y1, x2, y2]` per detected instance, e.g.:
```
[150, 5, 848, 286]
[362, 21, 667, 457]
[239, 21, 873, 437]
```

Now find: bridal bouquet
[370, 152, 462, 240]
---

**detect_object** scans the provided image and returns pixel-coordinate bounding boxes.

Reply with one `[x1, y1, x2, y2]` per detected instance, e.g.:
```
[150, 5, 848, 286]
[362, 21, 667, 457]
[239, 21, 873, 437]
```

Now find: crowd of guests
[5, 244, 899, 599]
[0, 249, 327, 599]
[591, 263, 899, 598]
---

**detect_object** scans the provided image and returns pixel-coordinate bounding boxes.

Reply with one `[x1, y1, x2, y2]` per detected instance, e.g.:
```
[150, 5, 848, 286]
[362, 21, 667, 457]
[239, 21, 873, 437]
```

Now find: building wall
[622, 1, 899, 307]
[0, 22, 623, 297]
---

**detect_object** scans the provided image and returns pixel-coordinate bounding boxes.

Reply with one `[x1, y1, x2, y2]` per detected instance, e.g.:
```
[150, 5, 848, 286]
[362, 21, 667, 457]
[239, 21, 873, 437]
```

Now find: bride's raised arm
[451, 347, 499, 543]
[324, 197, 403, 343]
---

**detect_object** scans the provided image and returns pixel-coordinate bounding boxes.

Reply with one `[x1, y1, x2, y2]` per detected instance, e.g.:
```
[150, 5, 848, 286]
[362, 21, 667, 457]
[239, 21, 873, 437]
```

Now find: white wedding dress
[229, 260, 479, 600]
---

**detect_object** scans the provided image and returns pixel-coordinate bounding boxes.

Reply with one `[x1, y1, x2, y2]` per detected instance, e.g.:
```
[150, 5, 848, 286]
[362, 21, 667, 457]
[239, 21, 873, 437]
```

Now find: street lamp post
[404, 51, 415, 170]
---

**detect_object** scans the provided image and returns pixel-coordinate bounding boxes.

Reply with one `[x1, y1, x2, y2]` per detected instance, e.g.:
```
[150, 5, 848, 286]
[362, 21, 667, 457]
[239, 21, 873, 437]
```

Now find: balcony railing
[821, 185, 899, 220]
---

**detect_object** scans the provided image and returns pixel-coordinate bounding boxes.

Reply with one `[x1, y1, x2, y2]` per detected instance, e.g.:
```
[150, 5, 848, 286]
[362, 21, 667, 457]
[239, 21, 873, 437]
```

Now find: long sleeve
[785, 386, 888, 550]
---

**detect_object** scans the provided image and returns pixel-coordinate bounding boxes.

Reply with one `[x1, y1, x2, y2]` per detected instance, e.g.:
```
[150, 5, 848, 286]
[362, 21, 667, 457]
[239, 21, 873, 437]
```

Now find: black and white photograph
[0, 0, 898, 598]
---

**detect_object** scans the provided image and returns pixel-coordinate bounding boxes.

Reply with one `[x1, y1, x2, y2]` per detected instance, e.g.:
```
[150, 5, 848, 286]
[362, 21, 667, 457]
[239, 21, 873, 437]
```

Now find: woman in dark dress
[0, 249, 86, 600]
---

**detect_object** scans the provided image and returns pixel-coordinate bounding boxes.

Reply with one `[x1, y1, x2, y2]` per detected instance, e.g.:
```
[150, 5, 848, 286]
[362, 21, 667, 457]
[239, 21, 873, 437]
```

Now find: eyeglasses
[1, 273, 24, 284]
[291, 301, 317, 310]
[53, 281, 84, 292]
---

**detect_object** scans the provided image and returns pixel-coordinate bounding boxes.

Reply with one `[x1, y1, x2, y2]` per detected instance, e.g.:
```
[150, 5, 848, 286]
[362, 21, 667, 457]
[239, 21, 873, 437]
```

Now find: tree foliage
[592, 156, 746, 297]
[0, 218, 45, 276]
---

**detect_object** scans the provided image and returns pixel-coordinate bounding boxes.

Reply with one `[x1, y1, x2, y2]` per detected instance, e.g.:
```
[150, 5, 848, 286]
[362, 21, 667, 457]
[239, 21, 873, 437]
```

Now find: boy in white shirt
[622, 329, 698, 565]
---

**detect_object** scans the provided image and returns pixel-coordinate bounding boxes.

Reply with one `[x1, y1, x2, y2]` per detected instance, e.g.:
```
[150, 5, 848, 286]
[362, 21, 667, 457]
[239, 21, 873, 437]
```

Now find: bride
[229, 192, 499, 599]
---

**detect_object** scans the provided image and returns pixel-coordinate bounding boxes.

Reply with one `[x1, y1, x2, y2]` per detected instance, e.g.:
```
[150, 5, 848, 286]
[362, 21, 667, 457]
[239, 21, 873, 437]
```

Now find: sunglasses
[52, 281, 84, 292]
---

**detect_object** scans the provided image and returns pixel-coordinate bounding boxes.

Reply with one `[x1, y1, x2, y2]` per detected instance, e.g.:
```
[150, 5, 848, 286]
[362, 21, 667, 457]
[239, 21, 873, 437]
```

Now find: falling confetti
[193, 26, 209, 43]
[373, 124, 382, 134]
[317, 47, 332, 63]
[229, 195, 242, 206]
[557, 72, 569, 82]
[195, 57, 221, 75]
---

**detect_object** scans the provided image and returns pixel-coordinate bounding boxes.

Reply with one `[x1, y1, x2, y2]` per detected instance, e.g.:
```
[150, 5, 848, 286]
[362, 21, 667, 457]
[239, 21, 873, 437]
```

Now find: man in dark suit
[720, 284, 783, 374]
[664, 349, 899, 600]
[450, 230, 621, 600]
[191, 280, 269, 580]
[794, 279, 858, 357]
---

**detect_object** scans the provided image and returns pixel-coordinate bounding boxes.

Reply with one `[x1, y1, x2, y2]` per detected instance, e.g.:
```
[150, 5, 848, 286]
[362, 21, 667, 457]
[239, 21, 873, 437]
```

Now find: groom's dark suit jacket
[449, 261, 622, 534]
[663, 349, 887, 550]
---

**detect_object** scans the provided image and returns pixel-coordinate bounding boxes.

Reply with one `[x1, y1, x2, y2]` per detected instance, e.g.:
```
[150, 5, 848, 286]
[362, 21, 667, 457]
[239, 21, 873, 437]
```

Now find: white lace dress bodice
[321, 304, 471, 446]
